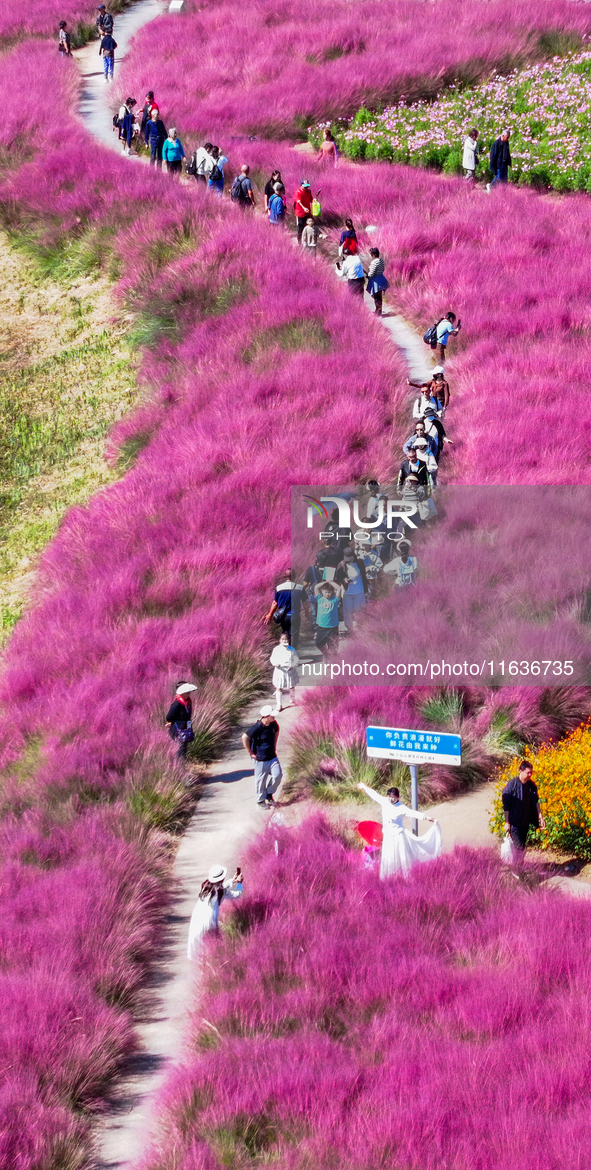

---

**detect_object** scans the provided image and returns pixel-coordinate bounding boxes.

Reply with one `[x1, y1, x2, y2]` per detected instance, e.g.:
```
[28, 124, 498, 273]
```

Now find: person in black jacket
[145, 108, 168, 167]
[488, 130, 512, 190]
[165, 681, 197, 757]
[502, 760, 545, 852]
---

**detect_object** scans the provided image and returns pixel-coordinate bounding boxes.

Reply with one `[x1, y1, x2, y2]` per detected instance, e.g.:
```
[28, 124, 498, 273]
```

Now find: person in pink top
[318, 128, 338, 166]
[294, 180, 313, 242]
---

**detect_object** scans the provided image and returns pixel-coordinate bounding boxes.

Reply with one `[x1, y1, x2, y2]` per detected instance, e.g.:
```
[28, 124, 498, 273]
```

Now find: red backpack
[342, 235, 357, 255]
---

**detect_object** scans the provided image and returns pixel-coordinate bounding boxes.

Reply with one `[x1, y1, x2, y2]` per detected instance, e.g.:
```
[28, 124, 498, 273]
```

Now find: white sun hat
[260, 704, 275, 717]
[208, 865, 227, 883]
[176, 683, 197, 694]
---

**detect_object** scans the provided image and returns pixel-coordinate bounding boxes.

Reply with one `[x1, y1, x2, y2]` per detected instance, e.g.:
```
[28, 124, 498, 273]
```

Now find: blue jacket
[145, 118, 167, 146]
[162, 137, 185, 162]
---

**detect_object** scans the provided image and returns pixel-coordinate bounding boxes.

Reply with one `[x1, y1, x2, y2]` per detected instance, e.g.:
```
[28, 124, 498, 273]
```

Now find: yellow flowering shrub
[490, 723, 591, 859]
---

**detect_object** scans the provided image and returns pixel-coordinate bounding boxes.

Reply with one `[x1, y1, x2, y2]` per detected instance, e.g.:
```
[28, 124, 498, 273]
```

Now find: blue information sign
[366, 725, 461, 766]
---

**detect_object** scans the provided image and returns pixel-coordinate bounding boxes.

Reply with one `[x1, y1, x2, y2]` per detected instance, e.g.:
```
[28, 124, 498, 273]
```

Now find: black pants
[372, 291, 383, 314]
[297, 216, 308, 241]
[169, 726, 188, 759]
[348, 278, 365, 296]
[315, 626, 338, 654]
[509, 824, 528, 850]
[168, 159, 183, 175]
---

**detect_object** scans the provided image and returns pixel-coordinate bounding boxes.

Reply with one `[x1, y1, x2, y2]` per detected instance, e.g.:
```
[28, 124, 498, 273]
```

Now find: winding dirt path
[72, 12, 588, 1166]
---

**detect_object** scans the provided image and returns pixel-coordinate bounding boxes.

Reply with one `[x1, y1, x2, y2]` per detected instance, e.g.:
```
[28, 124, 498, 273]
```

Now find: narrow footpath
[73, 12, 588, 1168]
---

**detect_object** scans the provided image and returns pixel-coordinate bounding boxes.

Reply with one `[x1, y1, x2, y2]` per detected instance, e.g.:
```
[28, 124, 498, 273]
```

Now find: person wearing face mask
[334, 546, 369, 633]
[403, 421, 438, 461]
[384, 538, 418, 586]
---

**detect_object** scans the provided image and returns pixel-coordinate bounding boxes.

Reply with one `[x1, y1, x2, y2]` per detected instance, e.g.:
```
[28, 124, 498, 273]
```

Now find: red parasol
[356, 820, 383, 847]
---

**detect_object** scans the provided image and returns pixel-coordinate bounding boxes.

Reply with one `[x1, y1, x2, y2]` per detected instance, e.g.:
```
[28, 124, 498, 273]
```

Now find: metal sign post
[366, 725, 462, 836]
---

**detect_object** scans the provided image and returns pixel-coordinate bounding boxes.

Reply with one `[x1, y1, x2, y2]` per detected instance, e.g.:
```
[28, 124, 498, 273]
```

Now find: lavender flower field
[1, 0, 591, 1166]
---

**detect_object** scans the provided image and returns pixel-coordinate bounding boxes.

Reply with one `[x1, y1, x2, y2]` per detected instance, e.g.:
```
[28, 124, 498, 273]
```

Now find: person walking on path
[165, 681, 197, 759]
[502, 760, 545, 856]
[318, 128, 338, 166]
[338, 251, 365, 296]
[99, 30, 117, 82]
[488, 130, 512, 190]
[162, 128, 185, 175]
[366, 247, 389, 316]
[294, 180, 313, 241]
[335, 546, 368, 633]
[264, 169, 283, 211]
[268, 182, 286, 226]
[384, 538, 418, 586]
[264, 572, 304, 649]
[96, 4, 114, 35]
[118, 97, 137, 155]
[270, 632, 299, 713]
[338, 218, 358, 257]
[357, 783, 440, 878]
[435, 312, 461, 365]
[145, 108, 167, 168]
[140, 91, 158, 136]
[409, 367, 449, 417]
[187, 865, 243, 959]
[207, 145, 228, 195]
[403, 421, 438, 461]
[242, 707, 282, 807]
[397, 448, 429, 491]
[462, 128, 480, 183]
[313, 580, 344, 654]
[187, 141, 213, 182]
[231, 165, 256, 208]
[58, 21, 72, 56]
[301, 216, 326, 258]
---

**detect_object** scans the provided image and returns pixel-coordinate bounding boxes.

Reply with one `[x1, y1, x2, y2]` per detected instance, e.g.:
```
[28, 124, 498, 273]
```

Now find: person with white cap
[165, 680, 197, 758]
[187, 864, 243, 959]
[242, 707, 282, 807]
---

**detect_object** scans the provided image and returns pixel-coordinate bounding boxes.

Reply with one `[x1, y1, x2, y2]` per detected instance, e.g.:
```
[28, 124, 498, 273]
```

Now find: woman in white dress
[270, 632, 299, 713]
[187, 864, 243, 959]
[357, 783, 442, 879]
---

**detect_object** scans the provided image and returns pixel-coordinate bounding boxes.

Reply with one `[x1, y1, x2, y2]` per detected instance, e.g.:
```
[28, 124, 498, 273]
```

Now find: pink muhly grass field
[2, 26, 591, 1165]
[143, 817, 591, 1170]
[121, 0, 591, 139]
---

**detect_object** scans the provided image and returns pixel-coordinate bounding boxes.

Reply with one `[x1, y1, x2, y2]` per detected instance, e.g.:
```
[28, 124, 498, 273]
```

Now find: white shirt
[386, 555, 417, 585]
[437, 319, 454, 344]
[270, 644, 299, 669]
[341, 254, 364, 281]
[196, 146, 213, 175]
[462, 135, 478, 170]
[359, 784, 430, 826]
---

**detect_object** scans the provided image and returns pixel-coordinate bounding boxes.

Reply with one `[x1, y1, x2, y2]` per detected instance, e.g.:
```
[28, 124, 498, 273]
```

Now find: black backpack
[112, 112, 121, 129]
[209, 163, 223, 183]
[423, 318, 443, 348]
[186, 152, 198, 176]
[231, 175, 249, 203]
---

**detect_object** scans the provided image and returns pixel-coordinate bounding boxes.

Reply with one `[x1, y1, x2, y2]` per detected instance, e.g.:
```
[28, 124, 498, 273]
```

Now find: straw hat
[208, 865, 227, 883]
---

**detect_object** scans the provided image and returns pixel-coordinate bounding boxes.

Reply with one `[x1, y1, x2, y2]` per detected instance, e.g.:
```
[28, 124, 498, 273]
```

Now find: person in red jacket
[294, 180, 313, 243]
